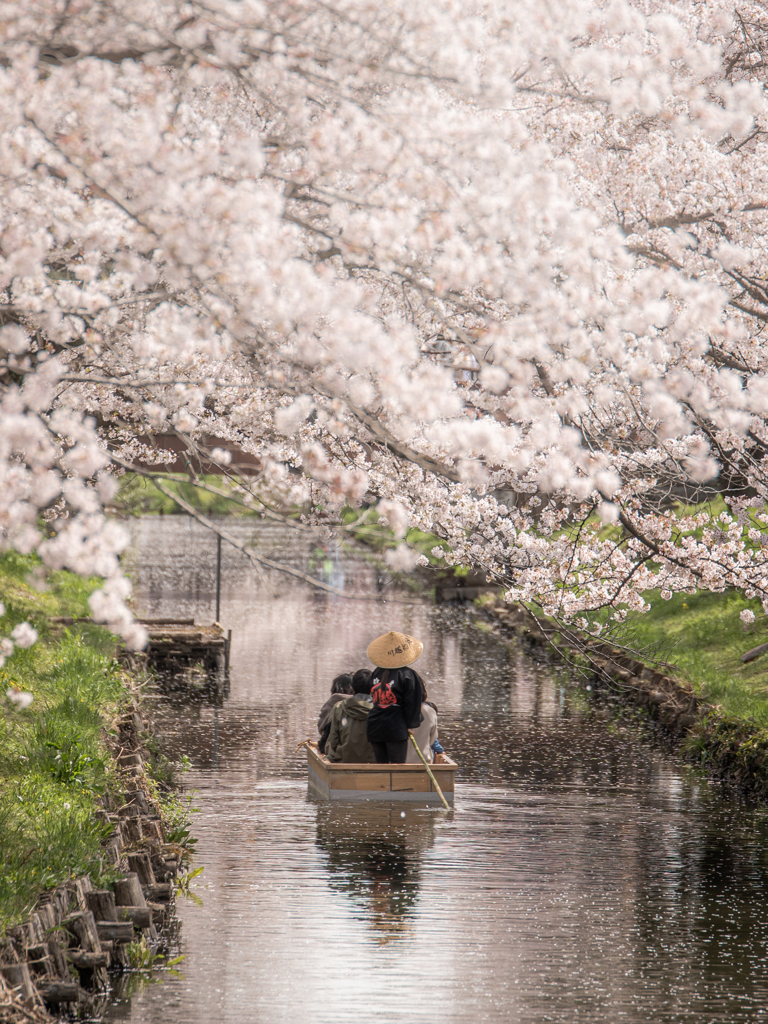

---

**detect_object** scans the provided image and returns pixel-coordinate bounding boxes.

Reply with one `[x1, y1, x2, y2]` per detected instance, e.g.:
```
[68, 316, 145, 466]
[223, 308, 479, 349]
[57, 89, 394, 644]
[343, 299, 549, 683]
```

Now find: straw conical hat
[367, 631, 423, 669]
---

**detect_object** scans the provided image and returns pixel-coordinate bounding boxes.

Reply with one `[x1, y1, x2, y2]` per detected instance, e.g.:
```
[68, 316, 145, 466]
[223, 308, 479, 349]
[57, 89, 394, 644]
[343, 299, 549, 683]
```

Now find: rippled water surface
[106, 517, 768, 1024]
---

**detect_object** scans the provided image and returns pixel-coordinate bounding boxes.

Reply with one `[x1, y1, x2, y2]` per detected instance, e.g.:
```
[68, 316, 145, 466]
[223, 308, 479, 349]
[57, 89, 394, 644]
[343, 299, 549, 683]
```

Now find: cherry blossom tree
[2, 0, 768, 648]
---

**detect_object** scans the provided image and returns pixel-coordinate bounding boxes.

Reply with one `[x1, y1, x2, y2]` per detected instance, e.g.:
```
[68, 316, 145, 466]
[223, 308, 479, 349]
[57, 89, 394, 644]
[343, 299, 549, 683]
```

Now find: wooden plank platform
[52, 616, 232, 698]
[137, 620, 231, 698]
[306, 744, 457, 804]
[142, 621, 228, 656]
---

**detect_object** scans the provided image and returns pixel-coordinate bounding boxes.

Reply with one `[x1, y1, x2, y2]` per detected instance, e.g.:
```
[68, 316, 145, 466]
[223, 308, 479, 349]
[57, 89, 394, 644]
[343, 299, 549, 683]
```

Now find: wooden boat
[306, 744, 457, 804]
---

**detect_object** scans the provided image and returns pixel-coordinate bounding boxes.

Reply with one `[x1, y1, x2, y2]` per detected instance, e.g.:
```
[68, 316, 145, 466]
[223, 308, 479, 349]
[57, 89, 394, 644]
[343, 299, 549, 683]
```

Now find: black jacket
[366, 667, 423, 743]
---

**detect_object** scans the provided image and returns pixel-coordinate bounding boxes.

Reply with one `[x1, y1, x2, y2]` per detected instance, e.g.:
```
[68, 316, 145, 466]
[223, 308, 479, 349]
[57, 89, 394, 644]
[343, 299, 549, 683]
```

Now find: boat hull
[306, 745, 457, 804]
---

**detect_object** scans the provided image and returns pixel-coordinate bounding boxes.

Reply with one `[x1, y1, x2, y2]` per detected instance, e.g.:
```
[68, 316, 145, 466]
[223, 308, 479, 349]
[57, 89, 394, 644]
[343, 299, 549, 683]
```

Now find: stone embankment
[479, 598, 768, 799]
[0, 706, 185, 1023]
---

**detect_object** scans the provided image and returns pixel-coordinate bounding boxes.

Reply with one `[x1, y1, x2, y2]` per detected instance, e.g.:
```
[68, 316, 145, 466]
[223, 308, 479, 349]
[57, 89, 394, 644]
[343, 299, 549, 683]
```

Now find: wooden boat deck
[306, 744, 457, 804]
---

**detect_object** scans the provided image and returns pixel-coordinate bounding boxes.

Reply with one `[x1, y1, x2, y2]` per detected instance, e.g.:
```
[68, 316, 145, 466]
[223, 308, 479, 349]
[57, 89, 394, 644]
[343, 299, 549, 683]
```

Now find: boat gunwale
[306, 745, 458, 773]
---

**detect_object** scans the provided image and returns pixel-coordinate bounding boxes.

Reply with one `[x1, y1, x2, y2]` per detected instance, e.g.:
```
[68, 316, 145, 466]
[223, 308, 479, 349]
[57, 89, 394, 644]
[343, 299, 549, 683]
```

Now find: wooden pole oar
[409, 733, 450, 810]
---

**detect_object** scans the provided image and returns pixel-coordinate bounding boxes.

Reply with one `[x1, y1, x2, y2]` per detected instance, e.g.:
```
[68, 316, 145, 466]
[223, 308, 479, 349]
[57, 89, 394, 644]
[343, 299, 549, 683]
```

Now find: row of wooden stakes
[1, 865, 173, 1010]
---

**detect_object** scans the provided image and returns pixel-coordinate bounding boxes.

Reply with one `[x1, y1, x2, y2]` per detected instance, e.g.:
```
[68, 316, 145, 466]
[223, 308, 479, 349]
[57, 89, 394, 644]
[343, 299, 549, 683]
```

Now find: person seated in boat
[351, 667, 372, 696]
[405, 685, 439, 764]
[325, 669, 376, 763]
[366, 630, 425, 764]
[317, 673, 354, 754]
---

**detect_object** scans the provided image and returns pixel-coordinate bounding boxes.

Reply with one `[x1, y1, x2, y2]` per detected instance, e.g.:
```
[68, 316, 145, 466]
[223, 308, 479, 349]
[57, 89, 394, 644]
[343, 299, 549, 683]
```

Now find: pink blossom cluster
[1, 0, 768, 631]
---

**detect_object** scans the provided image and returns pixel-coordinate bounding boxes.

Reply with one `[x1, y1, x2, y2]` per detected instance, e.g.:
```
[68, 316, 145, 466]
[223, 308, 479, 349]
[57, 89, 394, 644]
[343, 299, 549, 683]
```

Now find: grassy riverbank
[621, 589, 768, 726]
[481, 582, 768, 796]
[619, 589, 768, 795]
[0, 553, 130, 928]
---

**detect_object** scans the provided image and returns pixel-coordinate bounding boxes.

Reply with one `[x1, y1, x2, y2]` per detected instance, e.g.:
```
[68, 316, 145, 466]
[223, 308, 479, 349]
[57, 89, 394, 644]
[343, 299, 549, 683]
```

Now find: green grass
[0, 552, 129, 929]
[547, 496, 768, 728]
[114, 472, 261, 516]
[620, 589, 768, 725]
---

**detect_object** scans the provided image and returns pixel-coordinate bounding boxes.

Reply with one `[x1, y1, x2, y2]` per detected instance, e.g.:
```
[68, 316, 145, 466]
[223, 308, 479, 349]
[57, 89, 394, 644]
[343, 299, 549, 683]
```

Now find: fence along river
[106, 515, 768, 1024]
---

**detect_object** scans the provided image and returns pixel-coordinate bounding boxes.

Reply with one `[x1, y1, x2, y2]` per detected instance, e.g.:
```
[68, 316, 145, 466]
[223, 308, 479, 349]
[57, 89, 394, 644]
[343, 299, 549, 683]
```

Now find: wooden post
[126, 852, 155, 887]
[117, 906, 152, 929]
[95, 922, 134, 944]
[67, 949, 110, 967]
[63, 911, 102, 952]
[85, 891, 118, 923]
[215, 532, 222, 622]
[2, 963, 37, 1002]
[113, 872, 148, 909]
[225, 629, 232, 681]
[37, 981, 79, 1004]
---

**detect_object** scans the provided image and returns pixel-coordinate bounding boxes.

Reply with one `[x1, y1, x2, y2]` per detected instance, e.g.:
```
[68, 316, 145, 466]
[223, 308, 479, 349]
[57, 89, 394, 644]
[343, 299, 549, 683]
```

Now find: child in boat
[317, 673, 354, 753]
[366, 630, 425, 764]
[351, 667, 372, 697]
[325, 669, 376, 763]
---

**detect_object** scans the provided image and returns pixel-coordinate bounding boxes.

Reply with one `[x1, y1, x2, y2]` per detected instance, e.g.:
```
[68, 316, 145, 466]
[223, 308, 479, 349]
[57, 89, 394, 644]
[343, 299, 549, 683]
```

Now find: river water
[105, 516, 768, 1024]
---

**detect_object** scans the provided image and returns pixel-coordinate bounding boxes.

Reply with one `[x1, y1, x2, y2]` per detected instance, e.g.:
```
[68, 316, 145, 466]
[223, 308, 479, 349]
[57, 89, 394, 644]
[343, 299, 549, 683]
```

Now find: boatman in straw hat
[365, 630, 425, 764]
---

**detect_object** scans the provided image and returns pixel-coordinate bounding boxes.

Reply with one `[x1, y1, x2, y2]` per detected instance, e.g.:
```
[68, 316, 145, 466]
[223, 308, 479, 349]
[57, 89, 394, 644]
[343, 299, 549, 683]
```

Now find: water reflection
[104, 516, 768, 1024]
[314, 804, 438, 944]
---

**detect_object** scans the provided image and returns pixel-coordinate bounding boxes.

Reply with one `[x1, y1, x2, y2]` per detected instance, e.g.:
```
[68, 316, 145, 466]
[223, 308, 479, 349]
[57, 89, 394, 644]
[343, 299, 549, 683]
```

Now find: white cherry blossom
[0, 0, 767, 645]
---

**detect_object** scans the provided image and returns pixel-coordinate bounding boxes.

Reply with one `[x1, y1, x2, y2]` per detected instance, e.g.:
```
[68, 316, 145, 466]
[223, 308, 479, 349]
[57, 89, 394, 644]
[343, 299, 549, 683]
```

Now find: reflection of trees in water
[314, 804, 437, 943]
[629, 809, 768, 1002]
